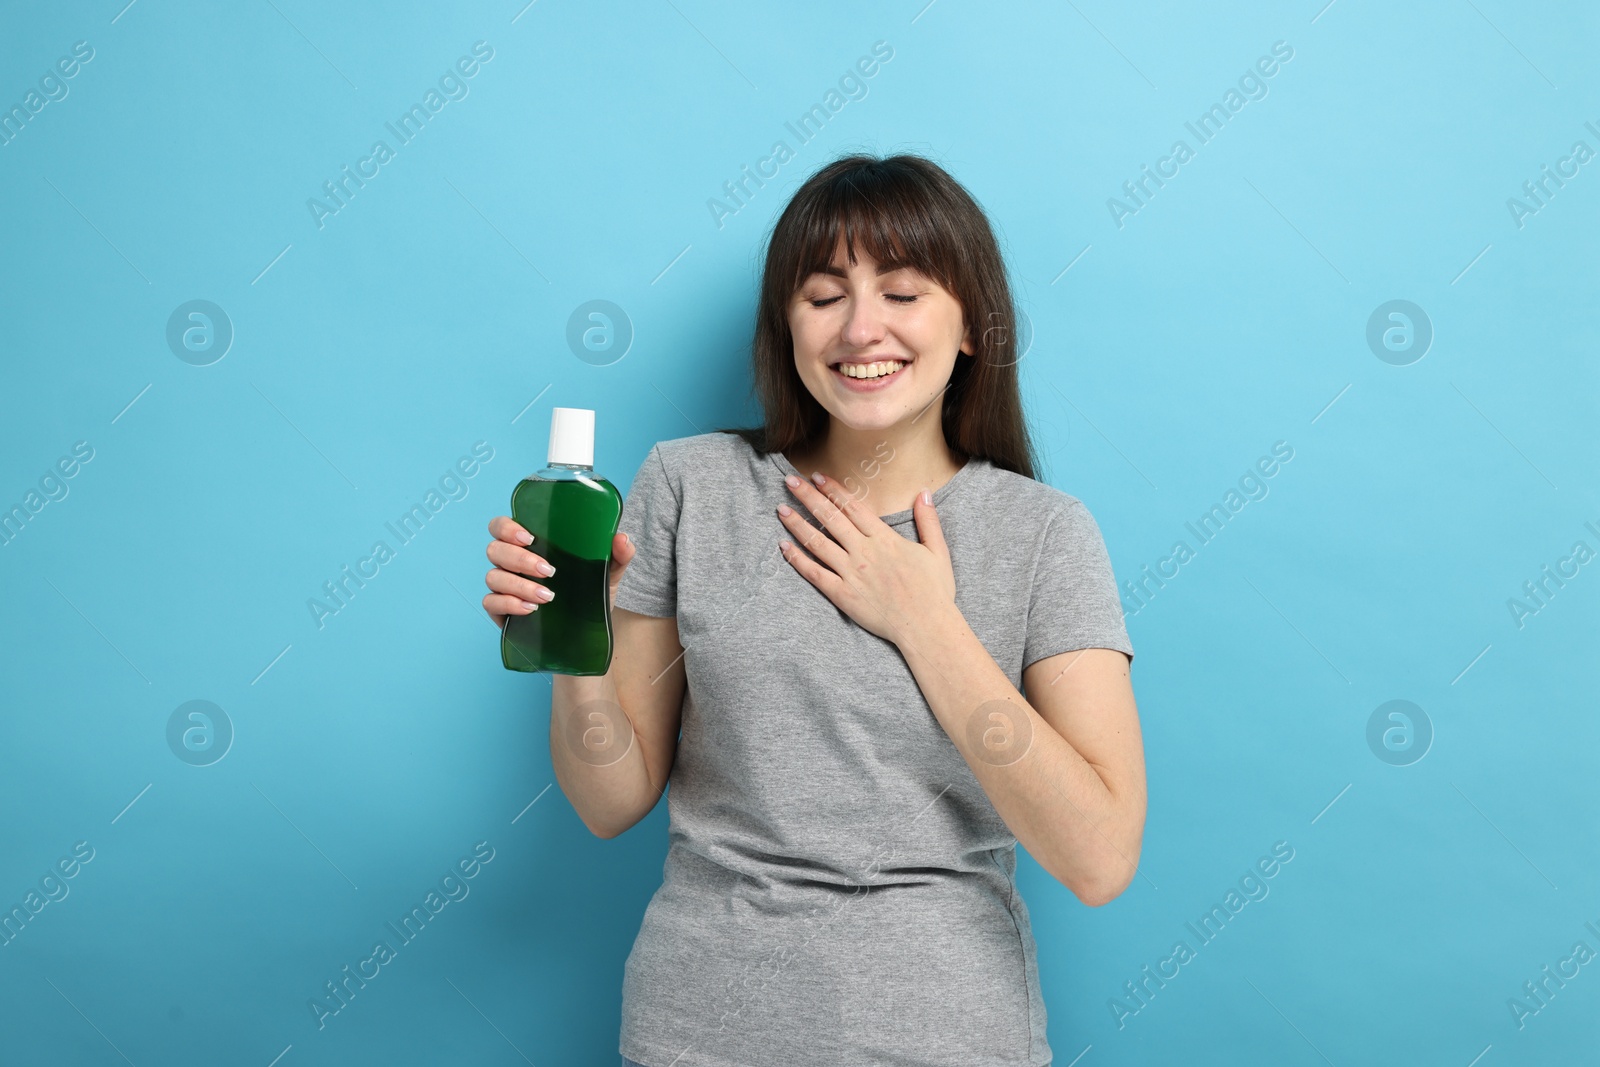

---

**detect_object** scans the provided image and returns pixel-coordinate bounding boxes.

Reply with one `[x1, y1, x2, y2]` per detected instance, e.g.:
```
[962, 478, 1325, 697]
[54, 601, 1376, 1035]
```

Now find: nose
[840, 290, 886, 348]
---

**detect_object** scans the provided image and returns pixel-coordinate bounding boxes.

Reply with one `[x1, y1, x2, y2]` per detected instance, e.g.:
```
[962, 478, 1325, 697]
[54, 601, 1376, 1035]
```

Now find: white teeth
[837, 360, 905, 379]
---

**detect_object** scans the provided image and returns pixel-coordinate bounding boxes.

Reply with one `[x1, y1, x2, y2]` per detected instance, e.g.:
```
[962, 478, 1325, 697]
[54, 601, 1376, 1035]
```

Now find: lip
[830, 359, 908, 392]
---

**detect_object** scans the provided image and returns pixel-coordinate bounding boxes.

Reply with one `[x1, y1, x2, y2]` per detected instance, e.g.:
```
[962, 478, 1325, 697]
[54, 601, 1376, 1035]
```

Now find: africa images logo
[306, 42, 495, 230]
[308, 842, 495, 1030]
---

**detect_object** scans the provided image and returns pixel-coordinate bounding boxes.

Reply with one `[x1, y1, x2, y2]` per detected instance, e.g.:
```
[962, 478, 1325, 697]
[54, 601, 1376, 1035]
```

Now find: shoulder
[637, 431, 766, 500]
[963, 466, 1122, 564]
[970, 463, 1096, 527]
[650, 430, 754, 466]
[646, 430, 761, 480]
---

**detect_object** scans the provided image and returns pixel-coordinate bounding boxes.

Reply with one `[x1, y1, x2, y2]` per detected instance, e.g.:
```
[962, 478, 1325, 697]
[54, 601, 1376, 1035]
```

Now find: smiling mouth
[830, 359, 908, 381]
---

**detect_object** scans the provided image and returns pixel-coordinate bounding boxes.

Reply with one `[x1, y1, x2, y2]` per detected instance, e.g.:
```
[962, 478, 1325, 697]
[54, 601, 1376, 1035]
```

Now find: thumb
[913, 488, 949, 559]
[608, 532, 635, 604]
[611, 531, 635, 568]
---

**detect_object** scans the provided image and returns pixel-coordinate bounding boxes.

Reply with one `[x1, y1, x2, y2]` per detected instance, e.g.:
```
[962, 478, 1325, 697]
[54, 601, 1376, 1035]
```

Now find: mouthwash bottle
[501, 408, 623, 675]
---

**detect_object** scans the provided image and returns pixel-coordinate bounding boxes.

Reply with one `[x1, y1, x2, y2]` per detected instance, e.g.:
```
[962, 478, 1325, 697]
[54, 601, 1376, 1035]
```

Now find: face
[788, 236, 972, 433]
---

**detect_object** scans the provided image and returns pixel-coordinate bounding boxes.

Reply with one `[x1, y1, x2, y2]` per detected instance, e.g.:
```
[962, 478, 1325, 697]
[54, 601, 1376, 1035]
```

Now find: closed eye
[809, 294, 918, 308]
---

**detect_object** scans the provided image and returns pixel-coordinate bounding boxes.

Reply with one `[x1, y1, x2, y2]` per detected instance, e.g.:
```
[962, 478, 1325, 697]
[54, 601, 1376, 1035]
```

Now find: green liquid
[500, 470, 622, 675]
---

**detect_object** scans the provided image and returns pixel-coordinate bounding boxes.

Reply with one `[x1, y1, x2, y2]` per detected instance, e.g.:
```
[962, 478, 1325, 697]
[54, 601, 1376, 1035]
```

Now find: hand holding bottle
[482, 523, 635, 629]
[481, 516, 557, 629]
[493, 406, 625, 675]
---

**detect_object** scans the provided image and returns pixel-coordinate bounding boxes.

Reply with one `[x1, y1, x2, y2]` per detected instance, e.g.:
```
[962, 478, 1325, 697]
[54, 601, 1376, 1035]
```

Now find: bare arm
[485, 520, 686, 839]
[899, 606, 1145, 906]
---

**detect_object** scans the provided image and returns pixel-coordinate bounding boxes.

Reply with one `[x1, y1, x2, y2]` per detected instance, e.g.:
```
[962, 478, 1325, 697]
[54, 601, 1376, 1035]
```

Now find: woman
[482, 153, 1146, 1067]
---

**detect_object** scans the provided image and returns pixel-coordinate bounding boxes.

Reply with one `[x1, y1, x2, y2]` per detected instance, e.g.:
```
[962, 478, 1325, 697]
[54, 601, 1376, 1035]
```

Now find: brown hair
[715, 151, 1041, 481]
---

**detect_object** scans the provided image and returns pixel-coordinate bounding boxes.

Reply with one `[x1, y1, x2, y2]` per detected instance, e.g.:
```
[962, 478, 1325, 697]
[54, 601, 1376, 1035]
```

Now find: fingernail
[519, 600, 538, 611]
[535, 587, 555, 601]
[810, 471, 826, 486]
[536, 562, 556, 577]
[777, 503, 793, 516]
[784, 474, 801, 488]
[921, 488, 932, 505]
[517, 529, 533, 545]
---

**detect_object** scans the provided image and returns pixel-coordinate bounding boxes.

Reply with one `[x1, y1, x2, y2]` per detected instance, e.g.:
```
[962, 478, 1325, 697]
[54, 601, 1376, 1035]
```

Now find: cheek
[790, 318, 834, 362]
[897, 300, 952, 338]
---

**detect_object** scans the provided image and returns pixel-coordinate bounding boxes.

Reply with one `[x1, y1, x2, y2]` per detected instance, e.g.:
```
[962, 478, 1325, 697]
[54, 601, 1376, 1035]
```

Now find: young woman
[482, 153, 1146, 1067]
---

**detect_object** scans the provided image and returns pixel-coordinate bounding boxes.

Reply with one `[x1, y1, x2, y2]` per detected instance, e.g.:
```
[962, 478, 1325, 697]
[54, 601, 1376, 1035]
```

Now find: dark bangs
[784, 164, 962, 299]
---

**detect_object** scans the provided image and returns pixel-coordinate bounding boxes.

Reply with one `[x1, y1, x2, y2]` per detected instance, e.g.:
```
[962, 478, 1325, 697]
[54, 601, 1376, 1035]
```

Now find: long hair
[715, 152, 1040, 481]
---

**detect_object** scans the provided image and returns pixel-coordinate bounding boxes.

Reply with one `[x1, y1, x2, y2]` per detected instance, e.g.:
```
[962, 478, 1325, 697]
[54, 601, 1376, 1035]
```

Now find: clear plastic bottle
[500, 408, 622, 675]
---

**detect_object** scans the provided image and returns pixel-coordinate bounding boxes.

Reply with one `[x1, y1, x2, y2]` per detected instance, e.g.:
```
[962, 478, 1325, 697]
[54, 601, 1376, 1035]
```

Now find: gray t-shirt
[613, 431, 1134, 1067]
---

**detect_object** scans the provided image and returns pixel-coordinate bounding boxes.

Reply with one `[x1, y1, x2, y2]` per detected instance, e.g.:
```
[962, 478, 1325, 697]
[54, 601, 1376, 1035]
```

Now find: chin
[829, 404, 926, 433]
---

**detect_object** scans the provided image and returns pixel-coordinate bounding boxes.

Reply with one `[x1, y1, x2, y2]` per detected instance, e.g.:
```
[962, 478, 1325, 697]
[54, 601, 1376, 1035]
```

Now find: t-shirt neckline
[768, 445, 983, 526]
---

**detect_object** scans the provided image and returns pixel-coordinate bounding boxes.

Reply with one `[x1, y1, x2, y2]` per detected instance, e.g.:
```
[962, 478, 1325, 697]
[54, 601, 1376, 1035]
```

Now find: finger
[486, 567, 554, 606]
[838, 474, 871, 504]
[812, 476, 889, 537]
[785, 472, 869, 545]
[488, 515, 534, 545]
[777, 505, 848, 572]
[608, 534, 634, 586]
[487, 539, 554, 578]
[484, 591, 533, 620]
[779, 538, 847, 600]
[913, 488, 950, 558]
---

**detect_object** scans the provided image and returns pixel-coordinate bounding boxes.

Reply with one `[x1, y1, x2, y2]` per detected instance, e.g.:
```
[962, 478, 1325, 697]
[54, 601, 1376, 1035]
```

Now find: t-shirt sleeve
[1023, 499, 1134, 671]
[612, 444, 680, 618]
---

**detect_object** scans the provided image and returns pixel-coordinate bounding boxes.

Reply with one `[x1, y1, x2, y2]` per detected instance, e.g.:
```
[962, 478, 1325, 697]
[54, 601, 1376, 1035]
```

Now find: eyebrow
[812, 257, 917, 279]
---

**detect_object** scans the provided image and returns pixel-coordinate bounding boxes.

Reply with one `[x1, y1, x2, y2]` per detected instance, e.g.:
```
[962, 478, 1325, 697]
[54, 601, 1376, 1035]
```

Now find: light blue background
[2, 1, 1597, 1064]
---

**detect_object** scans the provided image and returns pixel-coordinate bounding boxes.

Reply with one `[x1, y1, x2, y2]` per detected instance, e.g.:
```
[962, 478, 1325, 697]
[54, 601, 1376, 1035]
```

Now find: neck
[789, 420, 964, 518]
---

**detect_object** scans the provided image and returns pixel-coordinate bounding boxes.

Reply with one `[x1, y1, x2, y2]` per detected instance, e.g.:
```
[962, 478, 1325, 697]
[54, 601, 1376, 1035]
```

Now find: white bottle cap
[548, 407, 594, 467]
